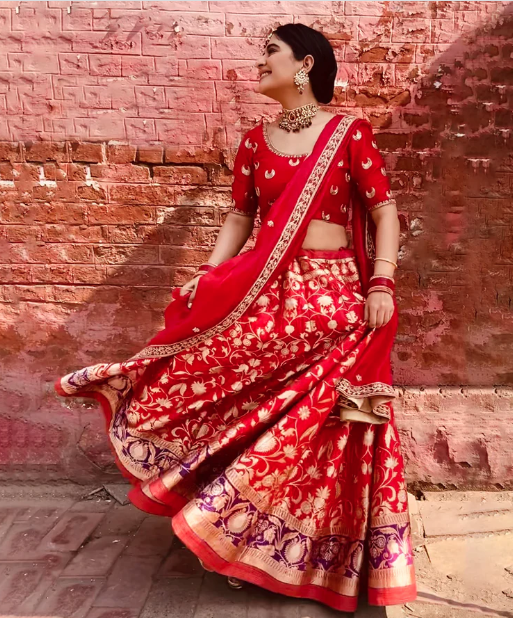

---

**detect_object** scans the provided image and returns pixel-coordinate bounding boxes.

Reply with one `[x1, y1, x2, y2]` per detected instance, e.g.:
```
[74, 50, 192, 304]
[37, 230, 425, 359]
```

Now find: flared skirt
[56, 246, 417, 612]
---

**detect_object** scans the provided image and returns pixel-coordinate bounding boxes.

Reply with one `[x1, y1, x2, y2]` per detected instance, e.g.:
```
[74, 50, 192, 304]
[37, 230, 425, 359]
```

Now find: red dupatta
[131, 113, 375, 361]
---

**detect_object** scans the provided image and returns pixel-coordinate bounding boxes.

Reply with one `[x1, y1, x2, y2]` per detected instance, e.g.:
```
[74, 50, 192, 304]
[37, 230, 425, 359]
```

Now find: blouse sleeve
[229, 130, 258, 217]
[348, 120, 396, 212]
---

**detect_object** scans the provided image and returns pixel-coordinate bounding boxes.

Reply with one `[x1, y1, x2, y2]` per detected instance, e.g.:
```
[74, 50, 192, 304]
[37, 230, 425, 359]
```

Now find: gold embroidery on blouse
[362, 158, 372, 170]
[381, 167, 386, 176]
[255, 186, 260, 196]
[242, 164, 251, 176]
[340, 204, 347, 212]
[337, 159, 344, 167]
[289, 158, 301, 166]
[255, 161, 260, 170]
[321, 211, 330, 221]
[329, 185, 338, 195]
[352, 130, 362, 141]
[368, 198, 396, 211]
[262, 121, 310, 158]
[245, 138, 253, 149]
[386, 190, 391, 197]
[366, 187, 376, 198]
[372, 140, 378, 149]
[345, 172, 351, 182]
[265, 169, 276, 179]
[131, 114, 360, 359]
[267, 220, 274, 227]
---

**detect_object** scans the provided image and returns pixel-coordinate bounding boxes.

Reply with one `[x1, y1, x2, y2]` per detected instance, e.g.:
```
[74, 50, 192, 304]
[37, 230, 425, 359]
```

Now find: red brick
[59, 53, 90, 75]
[77, 184, 107, 201]
[44, 224, 105, 243]
[0, 142, 21, 162]
[153, 165, 208, 185]
[63, 7, 93, 31]
[109, 184, 177, 205]
[159, 246, 212, 266]
[90, 163, 149, 182]
[93, 245, 159, 265]
[104, 265, 175, 286]
[121, 55, 155, 79]
[31, 265, 74, 284]
[142, 32, 208, 59]
[106, 143, 137, 164]
[70, 142, 104, 163]
[72, 32, 142, 55]
[87, 204, 156, 224]
[137, 145, 164, 164]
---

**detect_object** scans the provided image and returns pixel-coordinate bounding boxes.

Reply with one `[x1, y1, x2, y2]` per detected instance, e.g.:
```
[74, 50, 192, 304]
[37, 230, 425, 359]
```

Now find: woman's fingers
[187, 280, 199, 309]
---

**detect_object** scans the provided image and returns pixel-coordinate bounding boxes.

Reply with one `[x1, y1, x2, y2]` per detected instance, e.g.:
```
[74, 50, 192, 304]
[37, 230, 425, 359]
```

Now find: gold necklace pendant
[278, 103, 319, 133]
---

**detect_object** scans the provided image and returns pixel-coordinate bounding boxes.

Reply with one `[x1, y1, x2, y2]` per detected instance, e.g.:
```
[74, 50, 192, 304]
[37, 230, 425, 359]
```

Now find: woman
[56, 23, 417, 612]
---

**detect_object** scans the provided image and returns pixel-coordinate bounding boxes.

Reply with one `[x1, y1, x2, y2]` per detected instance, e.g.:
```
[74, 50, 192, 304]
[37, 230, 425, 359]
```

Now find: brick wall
[1, 1, 512, 488]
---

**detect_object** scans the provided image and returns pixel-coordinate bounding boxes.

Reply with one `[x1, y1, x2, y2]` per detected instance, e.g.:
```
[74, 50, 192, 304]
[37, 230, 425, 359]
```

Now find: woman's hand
[364, 291, 395, 328]
[179, 275, 202, 309]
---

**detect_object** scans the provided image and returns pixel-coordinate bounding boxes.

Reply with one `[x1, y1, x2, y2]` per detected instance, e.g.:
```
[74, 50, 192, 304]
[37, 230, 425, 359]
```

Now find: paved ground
[0, 485, 512, 618]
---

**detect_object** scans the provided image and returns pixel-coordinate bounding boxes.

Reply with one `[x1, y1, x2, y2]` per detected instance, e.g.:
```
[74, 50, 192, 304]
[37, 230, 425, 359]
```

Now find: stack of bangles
[367, 257, 397, 297]
[194, 261, 218, 278]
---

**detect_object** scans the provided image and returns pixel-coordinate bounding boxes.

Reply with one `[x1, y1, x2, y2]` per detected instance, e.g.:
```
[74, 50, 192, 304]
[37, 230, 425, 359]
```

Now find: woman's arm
[370, 204, 400, 279]
[207, 212, 255, 265]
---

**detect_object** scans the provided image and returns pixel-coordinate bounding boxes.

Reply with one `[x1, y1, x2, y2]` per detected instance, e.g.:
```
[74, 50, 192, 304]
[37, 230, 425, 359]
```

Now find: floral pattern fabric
[59, 247, 416, 611]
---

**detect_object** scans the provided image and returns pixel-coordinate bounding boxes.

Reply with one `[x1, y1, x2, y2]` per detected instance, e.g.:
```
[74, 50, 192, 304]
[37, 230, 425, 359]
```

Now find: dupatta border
[131, 114, 360, 361]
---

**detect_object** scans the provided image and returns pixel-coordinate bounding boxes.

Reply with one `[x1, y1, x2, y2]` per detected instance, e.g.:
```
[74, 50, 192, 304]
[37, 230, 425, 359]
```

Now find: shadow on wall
[0, 5, 512, 482]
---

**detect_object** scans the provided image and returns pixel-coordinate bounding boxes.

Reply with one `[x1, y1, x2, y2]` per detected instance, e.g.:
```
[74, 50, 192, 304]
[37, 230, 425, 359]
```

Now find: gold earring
[293, 67, 309, 94]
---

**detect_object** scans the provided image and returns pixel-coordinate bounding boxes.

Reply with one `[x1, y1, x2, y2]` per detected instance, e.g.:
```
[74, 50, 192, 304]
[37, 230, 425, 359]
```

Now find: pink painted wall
[1, 1, 512, 488]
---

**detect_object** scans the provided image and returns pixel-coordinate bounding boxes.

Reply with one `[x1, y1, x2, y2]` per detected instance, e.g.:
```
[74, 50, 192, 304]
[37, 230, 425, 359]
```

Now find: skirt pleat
[57, 246, 417, 611]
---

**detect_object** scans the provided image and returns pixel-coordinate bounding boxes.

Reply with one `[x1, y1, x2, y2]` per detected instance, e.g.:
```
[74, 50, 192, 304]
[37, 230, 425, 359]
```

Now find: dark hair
[273, 23, 337, 105]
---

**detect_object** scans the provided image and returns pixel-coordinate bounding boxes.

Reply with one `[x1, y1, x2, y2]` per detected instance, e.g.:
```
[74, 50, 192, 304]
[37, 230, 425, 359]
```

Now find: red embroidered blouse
[230, 115, 395, 225]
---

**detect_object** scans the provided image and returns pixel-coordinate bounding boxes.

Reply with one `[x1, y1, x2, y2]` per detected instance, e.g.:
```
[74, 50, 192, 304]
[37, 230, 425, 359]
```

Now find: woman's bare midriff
[301, 219, 349, 250]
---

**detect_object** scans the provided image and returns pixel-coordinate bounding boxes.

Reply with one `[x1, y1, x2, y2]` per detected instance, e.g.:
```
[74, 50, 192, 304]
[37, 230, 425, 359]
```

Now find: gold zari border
[130, 115, 359, 361]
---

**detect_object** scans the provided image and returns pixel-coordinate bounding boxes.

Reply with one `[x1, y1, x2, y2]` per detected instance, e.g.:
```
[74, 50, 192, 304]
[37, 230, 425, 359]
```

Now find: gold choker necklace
[278, 103, 320, 133]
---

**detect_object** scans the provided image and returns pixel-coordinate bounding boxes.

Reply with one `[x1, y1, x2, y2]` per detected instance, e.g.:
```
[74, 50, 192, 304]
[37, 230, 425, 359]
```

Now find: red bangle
[368, 276, 395, 291]
[194, 263, 217, 277]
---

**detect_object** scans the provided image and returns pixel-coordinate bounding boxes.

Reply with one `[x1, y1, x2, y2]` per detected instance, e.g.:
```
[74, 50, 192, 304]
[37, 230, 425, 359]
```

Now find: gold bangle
[374, 257, 397, 268]
[370, 274, 395, 281]
[367, 286, 394, 296]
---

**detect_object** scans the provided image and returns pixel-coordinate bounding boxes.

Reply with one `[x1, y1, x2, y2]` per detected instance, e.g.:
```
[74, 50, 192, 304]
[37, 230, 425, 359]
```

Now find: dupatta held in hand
[130, 113, 377, 362]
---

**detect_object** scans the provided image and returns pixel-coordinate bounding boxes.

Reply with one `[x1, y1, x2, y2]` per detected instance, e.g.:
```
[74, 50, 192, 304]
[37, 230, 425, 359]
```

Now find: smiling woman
[55, 22, 416, 613]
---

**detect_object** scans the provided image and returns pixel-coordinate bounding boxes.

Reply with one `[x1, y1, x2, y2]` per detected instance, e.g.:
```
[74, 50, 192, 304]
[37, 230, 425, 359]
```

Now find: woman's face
[255, 34, 309, 99]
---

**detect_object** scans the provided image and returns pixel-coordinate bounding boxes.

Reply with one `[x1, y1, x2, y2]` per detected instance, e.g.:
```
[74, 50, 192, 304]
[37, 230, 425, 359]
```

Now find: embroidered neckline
[261, 121, 310, 158]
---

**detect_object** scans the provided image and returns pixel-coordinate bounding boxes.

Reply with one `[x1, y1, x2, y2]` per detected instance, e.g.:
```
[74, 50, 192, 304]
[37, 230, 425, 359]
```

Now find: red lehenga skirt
[56, 245, 417, 612]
